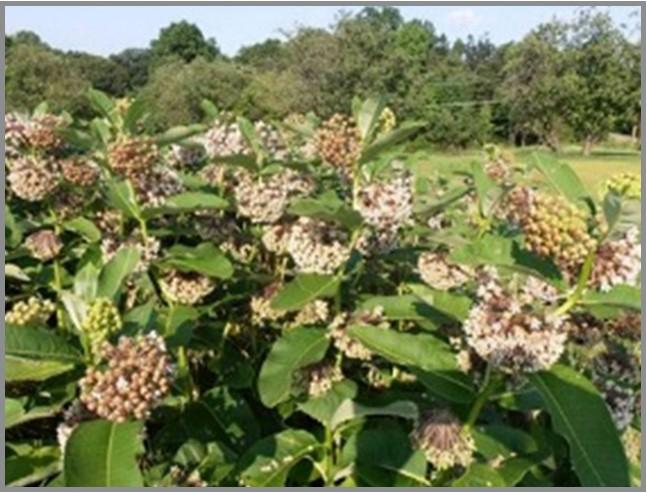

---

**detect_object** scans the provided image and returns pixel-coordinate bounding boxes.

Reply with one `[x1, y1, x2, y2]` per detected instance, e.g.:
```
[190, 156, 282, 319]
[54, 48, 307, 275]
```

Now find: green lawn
[410, 145, 641, 193]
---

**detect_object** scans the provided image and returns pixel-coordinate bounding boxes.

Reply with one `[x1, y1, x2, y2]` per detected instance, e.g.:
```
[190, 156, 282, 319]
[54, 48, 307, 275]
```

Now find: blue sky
[5, 5, 640, 57]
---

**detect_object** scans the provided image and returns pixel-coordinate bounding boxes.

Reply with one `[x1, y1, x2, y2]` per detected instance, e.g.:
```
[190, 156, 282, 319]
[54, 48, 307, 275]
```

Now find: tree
[150, 21, 220, 65]
[564, 10, 633, 155]
[110, 48, 153, 90]
[235, 39, 286, 71]
[66, 52, 129, 96]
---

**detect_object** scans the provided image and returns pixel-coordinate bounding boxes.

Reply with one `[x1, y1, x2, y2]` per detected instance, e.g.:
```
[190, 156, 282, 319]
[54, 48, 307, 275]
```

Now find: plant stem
[324, 426, 335, 486]
[552, 250, 595, 317]
[465, 365, 499, 430]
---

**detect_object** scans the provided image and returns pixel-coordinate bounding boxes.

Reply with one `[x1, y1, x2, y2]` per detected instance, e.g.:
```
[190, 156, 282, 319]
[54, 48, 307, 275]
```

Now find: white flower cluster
[286, 217, 351, 274]
[463, 268, 567, 373]
[417, 252, 473, 290]
[7, 156, 59, 202]
[354, 172, 413, 230]
[295, 362, 343, 397]
[160, 270, 215, 305]
[254, 121, 288, 160]
[130, 166, 184, 208]
[329, 306, 386, 361]
[234, 173, 289, 224]
[202, 120, 248, 158]
[590, 227, 641, 292]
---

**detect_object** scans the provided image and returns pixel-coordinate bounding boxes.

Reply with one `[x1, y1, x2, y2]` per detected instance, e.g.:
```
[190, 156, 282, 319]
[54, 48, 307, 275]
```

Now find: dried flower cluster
[463, 268, 567, 373]
[411, 409, 475, 470]
[354, 171, 413, 234]
[160, 270, 215, 305]
[130, 165, 184, 208]
[24, 230, 63, 261]
[286, 217, 351, 274]
[108, 137, 159, 179]
[314, 114, 361, 170]
[80, 332, 173, 422]
[5, 297, 55, 326]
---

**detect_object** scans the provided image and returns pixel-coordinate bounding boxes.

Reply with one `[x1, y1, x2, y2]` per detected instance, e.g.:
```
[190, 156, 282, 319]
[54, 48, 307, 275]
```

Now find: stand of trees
[5, 8, 641, 152]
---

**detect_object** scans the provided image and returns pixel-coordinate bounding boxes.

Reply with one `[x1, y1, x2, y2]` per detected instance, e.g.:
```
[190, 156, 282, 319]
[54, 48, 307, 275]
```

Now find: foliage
[4, 91, 641, 487]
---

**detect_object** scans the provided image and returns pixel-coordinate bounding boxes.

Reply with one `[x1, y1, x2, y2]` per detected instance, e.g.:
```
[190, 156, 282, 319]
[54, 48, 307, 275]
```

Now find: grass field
[411, 145, 641, 194]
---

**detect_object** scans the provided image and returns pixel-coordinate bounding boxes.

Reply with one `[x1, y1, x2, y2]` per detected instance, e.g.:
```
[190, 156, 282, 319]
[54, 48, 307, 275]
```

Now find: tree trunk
[581, 135, 594, 156]
[545, 131, 561, 153]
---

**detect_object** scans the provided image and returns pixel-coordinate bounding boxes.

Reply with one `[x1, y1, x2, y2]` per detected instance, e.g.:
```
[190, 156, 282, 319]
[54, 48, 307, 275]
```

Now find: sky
[5, 5, 640, 57]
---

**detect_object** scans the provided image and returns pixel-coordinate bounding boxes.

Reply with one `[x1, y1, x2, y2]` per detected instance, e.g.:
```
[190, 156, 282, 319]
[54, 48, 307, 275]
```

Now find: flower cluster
[25, 230, 63, 261]
[202, 120, 248, 158]
[286, 217, 351, 274]
[81, 298, 122, 357]
[601, 173, 640, 200]
[254, 121, 288, 160]
[80, 332, 173, 422]
[101, 233, 161, 274]
[234, 173, 289, 224]
[160, 270, 216, 305]
[354, 171, 413, 233]
[417, 252, 472, 290]
[130, 165, 184, 208]
[463, 268, 567, 373]
[377, 107, 396, 135]
[294, 362, 343, 397]
[314, 114, 361, 170]
[410, 409, 475, 470]
[107, 136, 159, 179]
[60, 156, 100, 187]
[5, 297, 55, 326]
[589, 227, 641, 291]
[7, 156, 59, 202]
[329, 306, 386, 361]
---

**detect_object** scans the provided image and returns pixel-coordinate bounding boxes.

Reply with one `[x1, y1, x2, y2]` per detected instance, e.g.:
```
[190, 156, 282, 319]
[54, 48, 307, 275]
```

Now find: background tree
[110, 48, 153, 91]
[150, 21, 220, 65]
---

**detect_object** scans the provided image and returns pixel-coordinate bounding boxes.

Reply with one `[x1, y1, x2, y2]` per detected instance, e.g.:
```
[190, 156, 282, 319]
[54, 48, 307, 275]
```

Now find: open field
[411, 145, 641, 192]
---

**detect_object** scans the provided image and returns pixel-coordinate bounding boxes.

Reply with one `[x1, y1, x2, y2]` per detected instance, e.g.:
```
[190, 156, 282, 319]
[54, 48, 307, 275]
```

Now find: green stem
[465, 365, 499, 430]
[552, 250, 596, 317]
[324, 426, 335, 486]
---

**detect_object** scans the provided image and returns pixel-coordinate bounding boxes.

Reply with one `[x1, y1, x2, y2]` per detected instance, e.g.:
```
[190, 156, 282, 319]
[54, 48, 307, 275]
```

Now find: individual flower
[410, 409, 475, 470]
[160, 270, 215, 305]
[7, 155, 59, 201]
[108, 136, 159, 179]
[81, 298, 122, 357]
[61, 156, 100, 187]
[294, 362, 343, 397]
[314, 114, 361, 171]
[463, 268, 567, 373]
[80, 332, 173, 422]
[286, 217, 351, 274]
[24, 230, 63, 261]
[5, 297, 55, 326]
[589, 227, 641, 291]
[417, 252, 473, 290]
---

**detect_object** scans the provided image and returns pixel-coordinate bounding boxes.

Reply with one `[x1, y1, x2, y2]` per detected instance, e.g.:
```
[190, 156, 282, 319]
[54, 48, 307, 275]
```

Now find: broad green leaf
[97, 246, 140, 298]
[237, 117, 264, 159]
[64, 420, 144, 487]
[529, 364, 629, 486]
[105, 180, 141, 219]
[60, 291, 88, 332]
[472, 424, 537, 460]
[530, 152, 591, 204]
[162, 192, 229, 212]
[497, 454, 545, 486]
[91, 117, 112, 145]
[357, 96, 386, 142]
[5, 325, 82, 382]
[5, 204, 23, 248]
[122, 98, 148, 133]
[602, 193, 640, 241]
[87, 88, 114, 119]
[288, 191, 363, 230]
[258, 327, 330, 407]
[348, 325, 476, 403]
[408, 284, 472, 322]
[57, 128, 94, 150]
[163, 243, 233, 279]
[360, 121, 425, 163]
[238, 429, 320, 487]
[5, 387, 75, 429]
[154, 124, 206, 146]
[6, 445, 61, 486]
[64, 217, 102, 242]
[330, 399, 419, 430]
[470, 160, 500, 215]
[5, 264, 30, 282]
[270, 274, 341, 312]
[358, 295, 448, 322]
[453, 463, 506, 487]
[298, 380, 357, 427]
[5, 399, 25, 428]
[200, 99, 219, 120]
[73, 262, 100, 301]
[341, 428, 429, 487]
[579, 285, 641, 318]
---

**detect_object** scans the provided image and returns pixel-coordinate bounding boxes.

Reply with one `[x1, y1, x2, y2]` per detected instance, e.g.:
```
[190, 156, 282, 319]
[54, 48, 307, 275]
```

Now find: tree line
[5, 7, 641, 153]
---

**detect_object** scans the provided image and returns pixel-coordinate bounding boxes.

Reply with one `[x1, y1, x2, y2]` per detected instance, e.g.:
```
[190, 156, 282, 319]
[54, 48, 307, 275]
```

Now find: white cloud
[446, 8, 480, 29]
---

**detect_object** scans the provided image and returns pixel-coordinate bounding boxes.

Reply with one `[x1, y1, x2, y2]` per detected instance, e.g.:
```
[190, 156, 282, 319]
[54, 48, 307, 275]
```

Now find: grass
[410, 144, 641, 193]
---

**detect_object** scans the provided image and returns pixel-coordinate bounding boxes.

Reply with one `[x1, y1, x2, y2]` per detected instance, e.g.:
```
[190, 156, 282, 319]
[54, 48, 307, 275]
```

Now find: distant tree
[110, 48, 152, 90]
[150, 21, 220, 65]
[10, 30, 46, 47]
[6, 43, 90, 115]
[66, 52, 129, 96]
[236, 39, 285, 71]
[239, 70, 307, 119]
[138, 57, 248, 130]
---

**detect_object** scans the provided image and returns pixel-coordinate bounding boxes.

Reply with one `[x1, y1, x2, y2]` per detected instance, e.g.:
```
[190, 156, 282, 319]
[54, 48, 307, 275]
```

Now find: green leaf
[357, 96, 386, 142]
[162, 192, 229, 212]
[358, 295, 442, 321]
[258, 327, 330, 407]
[200, 99, 219, 119]
[497, 454, 545, 486]
[579, 285, 641, 318]
[360, 121, 425, 163]
[6, 445, 61, 486]
[57, 128, 95, 150]
[104, 180, 141, 219]
[297, 380, 357, 427]
[64, 217, 102, 242]
[97, 246, 140, 298]
[60, 291, 88, 332]
[452, 463, 506, 487]
[288, 191, 363, 230]
[348, 325, 476, 403]
[530, 152, 591, 204]
[122, 98, 148, 134]
[64, 420, 144, 487]
[472, 424, 537, 460]
[407, 284, 472, 322]
[5, 399, 25, 428]
[237, 116, 264, 159]
[87, 88, 114, 119]
[5, 204, 23, 248]
[5, 264, 30, 282]
[330, 399, 418, 430]
[602, 193, 641, 241]
[238, 429, 320, 487]
[529, 364, 629, 486]
[270, 274, 341, 312]
[163, 243, 233, 279]
[470, 161, 501, 215]
[154, 124, 206, 146]
[342, 428, 429, 486]
[74, 262, 100, 301]
[5, 325, 82, 382]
